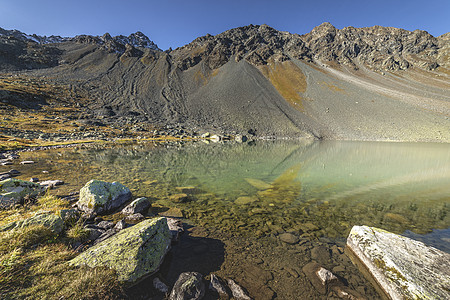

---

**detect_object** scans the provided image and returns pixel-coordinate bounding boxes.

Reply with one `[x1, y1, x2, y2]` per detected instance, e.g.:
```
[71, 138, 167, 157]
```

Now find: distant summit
[0, 27, 161, 51]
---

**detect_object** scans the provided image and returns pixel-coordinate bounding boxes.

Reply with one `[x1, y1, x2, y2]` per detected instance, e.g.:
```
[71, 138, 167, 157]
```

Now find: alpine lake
[13, 139, 450, 299]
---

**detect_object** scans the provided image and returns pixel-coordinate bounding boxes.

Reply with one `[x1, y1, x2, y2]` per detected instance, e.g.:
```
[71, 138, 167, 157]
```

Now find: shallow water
[11, 140, 450, 298]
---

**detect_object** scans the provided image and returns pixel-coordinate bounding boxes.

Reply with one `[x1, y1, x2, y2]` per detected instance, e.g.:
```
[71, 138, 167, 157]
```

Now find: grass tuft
[67, 222, 90, 242]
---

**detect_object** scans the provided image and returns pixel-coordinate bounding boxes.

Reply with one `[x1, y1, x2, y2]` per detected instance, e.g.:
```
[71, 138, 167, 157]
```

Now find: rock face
[0, 178, 44, 208]
[0, 213, 64, 234]
[69, 217, 171, 284]
[347, 225, 450, 300]
[76, 180, 132, 214]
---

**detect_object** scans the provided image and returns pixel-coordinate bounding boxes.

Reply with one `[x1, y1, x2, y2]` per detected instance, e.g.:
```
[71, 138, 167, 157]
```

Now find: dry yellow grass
[259, 60, 307, 111]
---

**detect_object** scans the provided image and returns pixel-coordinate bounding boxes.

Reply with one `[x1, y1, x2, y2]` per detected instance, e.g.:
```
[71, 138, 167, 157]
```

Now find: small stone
[209, 135, 221, 143]
[20, 161, 35, 165]
[40, 180, 64, 188]
[169, 272, 205, 300]
[279, 232, 299, 244]
[166, 217, 183, 242]
[209, 274, 228, 296]
[8, 169, 20, 175]
[125, 213, 145, 222]
[227, 279, 251, 300]
[235, 196, 257, 205]
[159, 207, 184, 218]
[170, 193, 191, 203]
[316, 267, 338, 285]
[30, 177, 39, 182]
[114, 219, 127, 231]
[121, 197, 151, 215]
[86, 228, 104, 241]
[175, 186, 199, 194]
[153, 277, 168, 294]
[97, 220, 114, 230]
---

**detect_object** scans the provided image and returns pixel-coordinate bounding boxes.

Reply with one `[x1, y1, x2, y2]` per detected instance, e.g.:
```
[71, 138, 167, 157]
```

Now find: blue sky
[1, 0, 449, 50]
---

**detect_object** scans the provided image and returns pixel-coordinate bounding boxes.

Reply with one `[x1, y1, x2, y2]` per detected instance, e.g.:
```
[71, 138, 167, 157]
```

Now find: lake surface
[12, 140, 450, 298]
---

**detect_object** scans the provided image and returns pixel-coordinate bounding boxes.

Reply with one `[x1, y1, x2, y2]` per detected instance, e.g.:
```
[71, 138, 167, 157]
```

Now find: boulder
[0, 213, 64, 234]
[121, 197, 150, 215]
[169, 272, 205, 300]
[69, 217, 171, 284]
[76, 180, 132, 214]
[0, 178, 44, 208]
[347, 225, 450, 300]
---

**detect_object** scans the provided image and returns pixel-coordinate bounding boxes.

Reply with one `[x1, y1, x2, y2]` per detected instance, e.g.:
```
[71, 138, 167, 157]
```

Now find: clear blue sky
[1, 0, 449, 50]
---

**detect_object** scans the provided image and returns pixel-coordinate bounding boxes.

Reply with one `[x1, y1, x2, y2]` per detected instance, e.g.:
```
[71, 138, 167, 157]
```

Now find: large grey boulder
[347, 225, 450, 300]
[76, 180, 132, 214]
[69, 217, 171, 284]
[0, 178, 44, 208]
[0, 212, 64, 234]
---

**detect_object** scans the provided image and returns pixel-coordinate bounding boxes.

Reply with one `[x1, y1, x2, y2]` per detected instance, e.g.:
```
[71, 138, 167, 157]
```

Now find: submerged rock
[169, 272, 205, 300]
[153, 277, 169, 294]
[302, 262, 338, 294]
[76, 179, 132, 214]
[0, 213, 64, 234]
[0, 178, 44, 208]
[347, 225, 450, 300]
[69, 217, 171, 284]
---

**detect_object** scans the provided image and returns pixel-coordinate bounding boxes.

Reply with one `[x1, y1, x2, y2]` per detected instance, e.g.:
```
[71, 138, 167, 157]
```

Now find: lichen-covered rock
[169, 272, 205, 300]
[347, 225, 450, 300]
[58, 208, 80, 225]
[121, 197, 150, 215]
[0, 178, 44, 208]
[76, 179, 132, 214]
[69, 217, 171, 284]
[0, 213, 64, 234]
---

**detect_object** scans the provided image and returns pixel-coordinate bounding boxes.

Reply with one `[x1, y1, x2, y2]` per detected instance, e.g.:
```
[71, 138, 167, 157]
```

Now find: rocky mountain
[0, 27, 160, 50]
[0, 23, 449, 142]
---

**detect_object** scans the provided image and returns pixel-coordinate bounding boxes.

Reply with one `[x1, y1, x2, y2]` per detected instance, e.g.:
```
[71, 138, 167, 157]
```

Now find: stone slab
[347, 225, 450, 300]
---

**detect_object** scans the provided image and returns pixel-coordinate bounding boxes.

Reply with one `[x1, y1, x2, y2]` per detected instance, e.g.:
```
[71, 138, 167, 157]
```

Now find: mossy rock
[0, 178, 44, 209]
[69, 217, 171, 284]
[0, 213, 64, 234]
[76, 179, 132, 214]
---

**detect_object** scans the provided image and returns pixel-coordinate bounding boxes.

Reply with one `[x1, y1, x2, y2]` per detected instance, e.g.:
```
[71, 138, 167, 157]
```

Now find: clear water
[11, 140, 450, 298]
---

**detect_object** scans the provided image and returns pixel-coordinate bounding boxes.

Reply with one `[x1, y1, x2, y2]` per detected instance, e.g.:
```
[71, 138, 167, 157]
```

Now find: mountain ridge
[0, 23, 449, 142]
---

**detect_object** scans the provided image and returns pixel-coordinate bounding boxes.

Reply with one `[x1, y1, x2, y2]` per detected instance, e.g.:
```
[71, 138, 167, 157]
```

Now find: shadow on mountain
[0, 89, 48, 109]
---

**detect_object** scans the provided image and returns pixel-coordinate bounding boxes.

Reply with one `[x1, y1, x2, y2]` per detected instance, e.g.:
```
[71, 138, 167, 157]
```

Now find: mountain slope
[0, 24, 449, 141]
